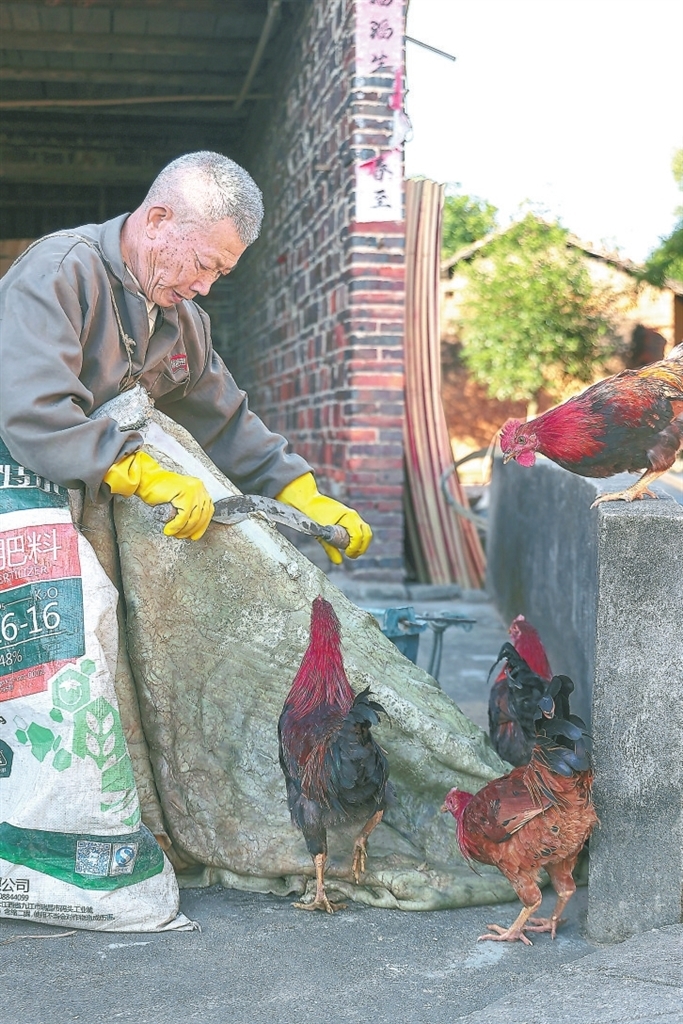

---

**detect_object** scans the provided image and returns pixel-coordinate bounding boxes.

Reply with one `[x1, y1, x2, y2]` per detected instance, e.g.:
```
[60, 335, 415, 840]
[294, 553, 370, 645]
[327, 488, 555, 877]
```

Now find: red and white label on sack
[0, 523, 79, 590]
[0, 523, 85, 702]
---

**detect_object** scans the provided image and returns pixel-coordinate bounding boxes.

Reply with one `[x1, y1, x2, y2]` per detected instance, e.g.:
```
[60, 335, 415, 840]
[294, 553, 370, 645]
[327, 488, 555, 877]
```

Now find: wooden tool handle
[318, 524, 351, 549]
[159, 502, 177, 524]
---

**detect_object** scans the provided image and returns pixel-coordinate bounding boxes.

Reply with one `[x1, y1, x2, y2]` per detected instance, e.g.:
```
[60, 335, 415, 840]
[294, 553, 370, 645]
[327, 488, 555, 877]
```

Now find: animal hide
[96, 391, 515, 910]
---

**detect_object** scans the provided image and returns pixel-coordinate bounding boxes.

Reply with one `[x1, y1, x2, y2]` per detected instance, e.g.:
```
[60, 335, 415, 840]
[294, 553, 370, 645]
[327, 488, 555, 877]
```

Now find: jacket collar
[99, 213, 133, 289]
[98, 212, 179, 330]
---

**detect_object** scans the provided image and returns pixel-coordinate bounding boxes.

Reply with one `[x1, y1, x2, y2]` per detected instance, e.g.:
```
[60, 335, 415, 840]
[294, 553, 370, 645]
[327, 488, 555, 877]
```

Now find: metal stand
[364, 607, 476, 682]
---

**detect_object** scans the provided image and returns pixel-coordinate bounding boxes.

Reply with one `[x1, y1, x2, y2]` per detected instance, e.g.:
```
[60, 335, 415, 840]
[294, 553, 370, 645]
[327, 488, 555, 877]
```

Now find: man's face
[138, 208, 248, 307]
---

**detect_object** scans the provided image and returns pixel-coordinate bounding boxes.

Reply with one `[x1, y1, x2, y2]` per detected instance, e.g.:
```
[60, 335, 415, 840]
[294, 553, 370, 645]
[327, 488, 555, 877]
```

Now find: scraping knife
[160, 494, 350, 550]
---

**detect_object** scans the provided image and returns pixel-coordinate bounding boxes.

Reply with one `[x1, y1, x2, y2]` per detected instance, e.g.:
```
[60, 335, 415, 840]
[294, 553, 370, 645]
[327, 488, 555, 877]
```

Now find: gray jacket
[0, 214, 310, 501]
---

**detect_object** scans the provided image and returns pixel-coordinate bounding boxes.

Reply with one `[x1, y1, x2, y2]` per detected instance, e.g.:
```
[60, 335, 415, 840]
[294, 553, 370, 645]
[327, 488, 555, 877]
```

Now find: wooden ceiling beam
[2, 1, 266, 12]
[2, 31, 257, 58]
[0, 163, 171, 186]
[0, 68, 247, 88]
[0, 126, 242, 152]
[0, 102, 252, 122]
[0, 94, 269, 110]
[0, 146, 253, 185]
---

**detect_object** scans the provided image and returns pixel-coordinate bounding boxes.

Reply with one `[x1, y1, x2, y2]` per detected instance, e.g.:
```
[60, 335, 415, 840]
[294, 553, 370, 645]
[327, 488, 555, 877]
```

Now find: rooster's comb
[510, 615, 539, 635]
[310, 596, 341, 637]
[499, 419, 523, 451]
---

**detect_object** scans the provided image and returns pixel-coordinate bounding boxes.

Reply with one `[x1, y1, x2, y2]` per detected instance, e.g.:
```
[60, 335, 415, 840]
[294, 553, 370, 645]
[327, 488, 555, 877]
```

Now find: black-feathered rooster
[278, 596, 389, 913]
[488, 616, 553, 766]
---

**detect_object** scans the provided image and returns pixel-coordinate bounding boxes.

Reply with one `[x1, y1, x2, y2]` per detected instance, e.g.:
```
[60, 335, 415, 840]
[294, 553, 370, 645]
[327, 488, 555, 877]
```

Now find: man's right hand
[104, 451, 214, 540]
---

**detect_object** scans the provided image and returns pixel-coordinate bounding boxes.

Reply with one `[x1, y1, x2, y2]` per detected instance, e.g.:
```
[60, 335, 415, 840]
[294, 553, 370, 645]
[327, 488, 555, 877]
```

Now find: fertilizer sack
[0, 439, 193, 931]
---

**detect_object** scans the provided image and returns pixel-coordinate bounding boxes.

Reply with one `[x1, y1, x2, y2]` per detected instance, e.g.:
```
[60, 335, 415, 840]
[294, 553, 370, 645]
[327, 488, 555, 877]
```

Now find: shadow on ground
[2, 884, 593, 1024]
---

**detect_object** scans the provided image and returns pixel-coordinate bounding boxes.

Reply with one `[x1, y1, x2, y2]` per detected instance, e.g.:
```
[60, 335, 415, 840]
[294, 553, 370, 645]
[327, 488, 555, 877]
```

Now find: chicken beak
[440, 803, 447, 813]
[539, 696, 555, 718]
[502, 452, 513, 465]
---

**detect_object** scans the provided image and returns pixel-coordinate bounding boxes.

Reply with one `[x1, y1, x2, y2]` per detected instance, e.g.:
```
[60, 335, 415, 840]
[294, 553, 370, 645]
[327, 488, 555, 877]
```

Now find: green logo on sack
[0, 739, 13, 778]
[52, 660, 93, 712]
[14, 658, 140, 828]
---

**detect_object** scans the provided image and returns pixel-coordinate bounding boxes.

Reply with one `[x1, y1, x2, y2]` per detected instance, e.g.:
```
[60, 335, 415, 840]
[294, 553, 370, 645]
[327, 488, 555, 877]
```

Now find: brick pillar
[207, 0, 407, 581]
[343, 220, 405, 576]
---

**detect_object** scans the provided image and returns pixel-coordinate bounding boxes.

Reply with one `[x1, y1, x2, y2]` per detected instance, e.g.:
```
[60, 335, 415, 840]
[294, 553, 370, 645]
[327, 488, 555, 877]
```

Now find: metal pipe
[405, 36, 456, 61]
[233, 0, 281, 113]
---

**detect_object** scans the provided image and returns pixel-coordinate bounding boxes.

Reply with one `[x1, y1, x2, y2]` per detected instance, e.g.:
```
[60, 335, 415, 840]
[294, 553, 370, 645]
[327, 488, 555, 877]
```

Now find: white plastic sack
[0, 438, 195, 931]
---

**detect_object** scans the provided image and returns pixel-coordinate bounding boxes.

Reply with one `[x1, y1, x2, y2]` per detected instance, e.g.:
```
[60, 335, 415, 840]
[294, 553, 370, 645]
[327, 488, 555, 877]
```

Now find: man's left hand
[275, 472, 373, 565]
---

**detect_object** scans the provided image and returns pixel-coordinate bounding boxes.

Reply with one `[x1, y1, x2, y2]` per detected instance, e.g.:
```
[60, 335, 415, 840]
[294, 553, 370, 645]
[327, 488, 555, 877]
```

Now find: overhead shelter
[0, 1, 297, 232]
[0, 0, 416, 581]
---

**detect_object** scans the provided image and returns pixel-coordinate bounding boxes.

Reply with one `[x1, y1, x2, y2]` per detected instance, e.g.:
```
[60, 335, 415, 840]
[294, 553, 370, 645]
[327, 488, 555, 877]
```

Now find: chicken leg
[525, 860, 576, 939]
[352, 809, 383, 883]
[293, 853, 347, 914]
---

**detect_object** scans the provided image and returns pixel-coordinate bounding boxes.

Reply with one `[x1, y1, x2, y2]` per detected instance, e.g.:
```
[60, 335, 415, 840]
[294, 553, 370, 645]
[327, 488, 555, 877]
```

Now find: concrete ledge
[327, 573, 466, 605]
[488, 456, 683, 941]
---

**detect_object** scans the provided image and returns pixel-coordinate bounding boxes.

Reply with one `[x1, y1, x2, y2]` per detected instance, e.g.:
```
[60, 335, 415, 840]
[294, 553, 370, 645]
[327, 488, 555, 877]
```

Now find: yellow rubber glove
[275, 472, 372, 566]
[104, 451, 214, 541]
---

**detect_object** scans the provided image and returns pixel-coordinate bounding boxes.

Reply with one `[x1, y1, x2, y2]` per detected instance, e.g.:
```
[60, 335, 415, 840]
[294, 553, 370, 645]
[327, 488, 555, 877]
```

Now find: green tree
[642, 147, 683, 286]
[458, 214, 617, 409]
[441, 192, 498, 261]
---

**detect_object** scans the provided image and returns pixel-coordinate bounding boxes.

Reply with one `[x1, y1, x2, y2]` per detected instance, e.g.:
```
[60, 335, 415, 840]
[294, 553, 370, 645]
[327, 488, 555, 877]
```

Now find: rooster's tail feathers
[352, 686, 387, 719]
[666, 342, 683, 363]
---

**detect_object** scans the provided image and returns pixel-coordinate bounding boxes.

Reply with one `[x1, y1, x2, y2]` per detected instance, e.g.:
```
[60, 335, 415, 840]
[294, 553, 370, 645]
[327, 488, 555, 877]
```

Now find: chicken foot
[352, 809, 384, 884]
[293, 853, 347, 914]
[590, 469, 664, 508]
[478, 897, 542, 947]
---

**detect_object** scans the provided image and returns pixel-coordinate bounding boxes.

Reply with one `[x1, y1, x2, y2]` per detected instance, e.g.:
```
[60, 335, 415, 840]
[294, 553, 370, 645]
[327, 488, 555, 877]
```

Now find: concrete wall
[487, 457, 600, 725]
[488, 456, 683, 940]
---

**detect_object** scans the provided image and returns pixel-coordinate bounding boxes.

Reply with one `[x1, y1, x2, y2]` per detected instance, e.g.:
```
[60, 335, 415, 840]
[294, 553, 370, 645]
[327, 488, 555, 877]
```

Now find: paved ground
[410, 590, 507, 726]
[1, 886, 679, 1024]
[2, 588, 680, 1024]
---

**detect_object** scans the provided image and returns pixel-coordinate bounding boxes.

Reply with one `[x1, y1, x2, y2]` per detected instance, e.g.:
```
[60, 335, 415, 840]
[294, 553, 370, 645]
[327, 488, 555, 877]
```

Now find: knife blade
[213, 495, 350, 549]
[159, 495, 350, 550]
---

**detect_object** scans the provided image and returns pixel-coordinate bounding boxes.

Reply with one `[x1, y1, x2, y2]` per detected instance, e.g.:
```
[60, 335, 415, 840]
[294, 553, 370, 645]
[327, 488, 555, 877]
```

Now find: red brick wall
[208, 0, 406, 579]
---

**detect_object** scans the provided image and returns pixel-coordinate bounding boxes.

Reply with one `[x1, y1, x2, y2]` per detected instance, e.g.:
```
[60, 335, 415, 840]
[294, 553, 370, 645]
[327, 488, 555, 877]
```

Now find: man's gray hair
[144, 151, 264, 245]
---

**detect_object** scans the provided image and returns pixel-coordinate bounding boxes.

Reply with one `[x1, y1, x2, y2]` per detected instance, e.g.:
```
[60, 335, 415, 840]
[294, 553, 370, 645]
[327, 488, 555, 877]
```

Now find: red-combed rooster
[489, 615, 552, 766]
[500, 343, 683, 506]
[278, 596, 389, 913]
[443, 675, 597, 945]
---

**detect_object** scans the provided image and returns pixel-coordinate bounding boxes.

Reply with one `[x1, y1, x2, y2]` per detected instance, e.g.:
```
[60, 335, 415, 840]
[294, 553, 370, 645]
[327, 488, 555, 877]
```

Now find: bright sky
[405, 0, 683, 262]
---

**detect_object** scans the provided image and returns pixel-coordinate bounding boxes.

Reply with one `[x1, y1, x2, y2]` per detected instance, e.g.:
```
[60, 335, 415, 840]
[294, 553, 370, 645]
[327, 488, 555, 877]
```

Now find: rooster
[278, 596, 389, 913]
[488, 616, 552, 766]
[443, 675, 597, 945]
[500, 342, 683, 506]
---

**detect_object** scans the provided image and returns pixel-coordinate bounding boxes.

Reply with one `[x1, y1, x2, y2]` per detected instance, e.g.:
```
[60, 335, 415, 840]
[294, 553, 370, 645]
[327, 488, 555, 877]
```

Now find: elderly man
[0, 151, 371, 562]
